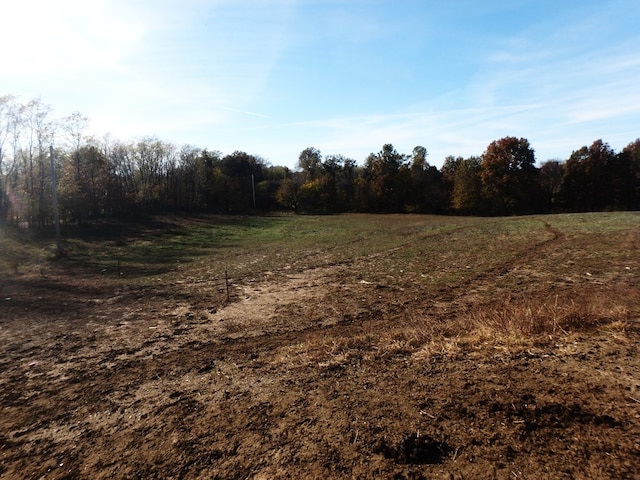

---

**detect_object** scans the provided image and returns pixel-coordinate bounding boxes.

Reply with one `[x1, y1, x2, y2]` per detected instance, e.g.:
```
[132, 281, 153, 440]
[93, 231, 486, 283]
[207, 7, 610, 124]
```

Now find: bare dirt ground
[1, 215, 639, 479]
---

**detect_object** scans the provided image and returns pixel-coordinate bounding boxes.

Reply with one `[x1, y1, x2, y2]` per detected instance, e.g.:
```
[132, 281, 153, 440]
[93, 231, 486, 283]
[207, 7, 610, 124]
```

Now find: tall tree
[407, 145, 444, 213]
[410, 146, 428, 171]
[363, 144, 409, 212]
[451, 156, 483, 214]
[441, 155, 463, 212]
[481, 136, 539, 215]
[329, 154, 358, 212]
[276, 178, 300, 212]
[620, 139, 640, 209]
[608, 142, 638, 210]
[220, 151, 264, 212]
[58, 144, 109, 223]
[104, 140, 138, 216]
[62, 112, 90, 182]
[0, 96, 19, 228]
[134, 138, 175, 212]
[538, 160, 565, 212]
[298, 147, 323, 181]
[561, 140, 616, 212]
[22, 98, 55, 226]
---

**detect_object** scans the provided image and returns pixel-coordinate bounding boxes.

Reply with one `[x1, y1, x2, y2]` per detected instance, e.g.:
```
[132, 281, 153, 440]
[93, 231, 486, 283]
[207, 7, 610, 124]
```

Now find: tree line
[1, 95, 639, 229]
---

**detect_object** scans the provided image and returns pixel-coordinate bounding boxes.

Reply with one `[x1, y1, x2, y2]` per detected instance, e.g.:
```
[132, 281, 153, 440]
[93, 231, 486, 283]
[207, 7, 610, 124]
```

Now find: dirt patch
[1, 215, 640, 479]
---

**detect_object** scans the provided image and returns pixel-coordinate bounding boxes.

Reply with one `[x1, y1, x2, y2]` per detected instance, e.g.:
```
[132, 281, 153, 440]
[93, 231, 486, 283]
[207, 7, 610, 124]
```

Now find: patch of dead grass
[279, 289, 637, 369]
[439, 290, 635, 355]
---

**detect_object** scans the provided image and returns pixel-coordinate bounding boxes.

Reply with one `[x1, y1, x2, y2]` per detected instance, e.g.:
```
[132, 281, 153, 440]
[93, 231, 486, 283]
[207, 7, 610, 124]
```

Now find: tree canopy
[1, 94, 639, 229]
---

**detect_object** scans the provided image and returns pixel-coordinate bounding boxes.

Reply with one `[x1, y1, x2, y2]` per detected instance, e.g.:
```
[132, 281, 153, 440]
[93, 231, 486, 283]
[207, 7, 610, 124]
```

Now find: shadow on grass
[55, 215, 289, 278]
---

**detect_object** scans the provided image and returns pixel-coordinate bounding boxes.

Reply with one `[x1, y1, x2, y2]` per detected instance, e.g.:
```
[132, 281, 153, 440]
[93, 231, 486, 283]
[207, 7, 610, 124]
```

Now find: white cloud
[1, 0, 146, 76]
[2, 0, 638, 169]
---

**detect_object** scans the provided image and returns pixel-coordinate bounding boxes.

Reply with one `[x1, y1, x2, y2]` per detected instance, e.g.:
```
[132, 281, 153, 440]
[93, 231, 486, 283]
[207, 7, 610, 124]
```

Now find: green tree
[338, 157, 358, 211]
[440, 155, 462, 213]
[608, 143, 638, 210]
[256, 165, 290, 211]
[407, 145, 444, 213]
[172, 146, 202, 212]
[276, 177, 300, 212]
[199, 149, 223, 212]
[329, 155, 358, 212]
[451, 156, 482, 214]
[620, 139, 640, 209]
[538, 160, 565, 212]
[298, 147, 322, 181]
[220, 151, 264, 212]
[363, 144, 409, 212]
[481, 136, 539, 215]
[560, 140, 616, 212]
[411, 146, 428, 171]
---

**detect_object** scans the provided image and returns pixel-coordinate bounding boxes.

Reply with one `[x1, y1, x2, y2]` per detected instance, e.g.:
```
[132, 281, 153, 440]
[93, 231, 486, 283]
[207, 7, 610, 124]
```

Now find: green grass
[1, 212, 639, 291]
[2, 211, 638, 353]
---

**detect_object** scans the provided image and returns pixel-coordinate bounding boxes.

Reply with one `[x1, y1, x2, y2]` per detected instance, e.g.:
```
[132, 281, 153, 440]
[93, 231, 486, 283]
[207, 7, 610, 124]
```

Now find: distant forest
[1, 95, 639, 228]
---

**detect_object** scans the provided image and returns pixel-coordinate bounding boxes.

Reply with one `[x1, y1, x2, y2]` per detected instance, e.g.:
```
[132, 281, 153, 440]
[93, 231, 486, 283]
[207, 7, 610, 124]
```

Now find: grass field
[1, 212, 639, 479]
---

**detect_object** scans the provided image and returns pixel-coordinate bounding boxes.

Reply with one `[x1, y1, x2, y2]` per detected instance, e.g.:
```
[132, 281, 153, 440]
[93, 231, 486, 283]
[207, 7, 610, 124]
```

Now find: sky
[2, 0, 640, 169]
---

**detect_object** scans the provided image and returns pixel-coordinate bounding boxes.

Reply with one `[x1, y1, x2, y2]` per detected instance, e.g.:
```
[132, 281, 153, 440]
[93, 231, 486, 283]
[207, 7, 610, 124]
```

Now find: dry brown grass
[279, 288, 636, 370]
[425, 290, 634, 356]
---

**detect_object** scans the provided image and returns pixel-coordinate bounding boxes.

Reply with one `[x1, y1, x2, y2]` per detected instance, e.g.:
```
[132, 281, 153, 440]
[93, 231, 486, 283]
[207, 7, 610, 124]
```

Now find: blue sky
[2, 0, 639, 168]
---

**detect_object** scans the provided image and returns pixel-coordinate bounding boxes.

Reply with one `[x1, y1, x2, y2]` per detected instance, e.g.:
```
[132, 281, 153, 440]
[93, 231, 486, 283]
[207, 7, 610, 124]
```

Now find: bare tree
[18, 98, 56, 226]
[62, 111, 89, 181]
[0, 95, 18, 228]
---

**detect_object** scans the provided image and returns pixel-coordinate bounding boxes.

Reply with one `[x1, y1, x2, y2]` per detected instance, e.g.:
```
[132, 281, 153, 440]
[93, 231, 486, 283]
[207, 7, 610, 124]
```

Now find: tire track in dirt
[144, 219, 558, 367]
[2, 217, 640, 479]
[469, 220, 563, 279]
[427, 219, 565, 306]
[177, 219, 562, 350]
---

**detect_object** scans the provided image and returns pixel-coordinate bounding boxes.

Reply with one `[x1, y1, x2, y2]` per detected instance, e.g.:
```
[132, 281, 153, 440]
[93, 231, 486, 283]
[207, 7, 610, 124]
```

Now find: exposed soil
[1, 217, 640, 479]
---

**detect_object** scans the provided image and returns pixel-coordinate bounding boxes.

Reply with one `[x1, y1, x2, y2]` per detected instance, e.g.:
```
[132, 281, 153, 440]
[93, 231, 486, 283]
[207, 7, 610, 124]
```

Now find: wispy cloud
[2, 1, 638, 167]
[2, 0, 293, 134]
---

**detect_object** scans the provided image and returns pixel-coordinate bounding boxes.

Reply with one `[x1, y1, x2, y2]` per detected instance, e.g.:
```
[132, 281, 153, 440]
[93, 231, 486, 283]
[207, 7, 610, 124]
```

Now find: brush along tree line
[1, 95, 639, 228]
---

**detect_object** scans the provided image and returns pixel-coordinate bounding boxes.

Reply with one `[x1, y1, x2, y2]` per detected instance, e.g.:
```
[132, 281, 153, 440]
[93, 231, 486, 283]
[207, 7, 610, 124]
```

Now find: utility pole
[251, 173, 256, 209]
[49, 145, 63, 258]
